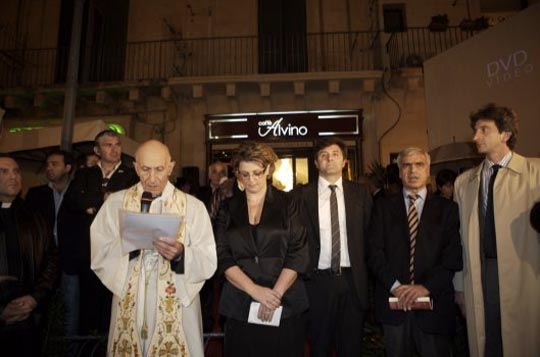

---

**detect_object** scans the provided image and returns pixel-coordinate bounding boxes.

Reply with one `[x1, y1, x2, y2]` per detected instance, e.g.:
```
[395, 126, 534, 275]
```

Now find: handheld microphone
[141, 191, 154, 213]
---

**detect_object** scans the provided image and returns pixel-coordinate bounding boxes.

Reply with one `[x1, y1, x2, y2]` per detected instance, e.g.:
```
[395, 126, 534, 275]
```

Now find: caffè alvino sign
[258, 117, 309, 137]
[207, 110, 361, 140]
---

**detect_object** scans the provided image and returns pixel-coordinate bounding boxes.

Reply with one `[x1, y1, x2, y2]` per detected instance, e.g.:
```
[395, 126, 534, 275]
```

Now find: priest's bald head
[133, 140, 176, 196]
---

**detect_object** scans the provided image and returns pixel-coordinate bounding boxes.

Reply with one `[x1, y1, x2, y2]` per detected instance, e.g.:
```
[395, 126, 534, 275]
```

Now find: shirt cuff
[170, 252, 185, 274]
[390, 280, 401, 293]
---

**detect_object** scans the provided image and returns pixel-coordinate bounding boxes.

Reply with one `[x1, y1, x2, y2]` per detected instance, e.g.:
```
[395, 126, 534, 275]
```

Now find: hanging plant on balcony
[460, 16, 490, 31]
[459, 18, 475, 31]
[429, 14, 449, 32]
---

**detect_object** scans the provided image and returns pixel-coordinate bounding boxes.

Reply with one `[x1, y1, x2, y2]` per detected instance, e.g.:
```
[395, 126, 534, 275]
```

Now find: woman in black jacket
[216, 142, 309, 357]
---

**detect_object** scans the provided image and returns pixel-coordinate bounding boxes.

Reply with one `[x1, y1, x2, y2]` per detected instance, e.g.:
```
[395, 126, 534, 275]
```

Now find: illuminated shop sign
[258, 118, 308, 137]
[207, 110, 361, 140]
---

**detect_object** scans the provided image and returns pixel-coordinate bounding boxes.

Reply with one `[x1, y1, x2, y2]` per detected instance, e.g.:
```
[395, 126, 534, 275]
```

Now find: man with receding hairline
[91, 140, 217, 356]
[369, 147, 462, 357]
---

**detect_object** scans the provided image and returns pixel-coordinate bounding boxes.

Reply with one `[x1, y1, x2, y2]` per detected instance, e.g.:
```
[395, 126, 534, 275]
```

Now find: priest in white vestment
[90, 140, 217, 357]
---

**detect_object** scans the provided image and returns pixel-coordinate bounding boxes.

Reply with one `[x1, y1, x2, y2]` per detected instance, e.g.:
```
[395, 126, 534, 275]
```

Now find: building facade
[0, 0, 531, 186]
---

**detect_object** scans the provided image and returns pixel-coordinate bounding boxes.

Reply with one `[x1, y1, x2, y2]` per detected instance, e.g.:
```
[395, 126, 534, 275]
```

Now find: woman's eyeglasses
[238, 170, 266, 180]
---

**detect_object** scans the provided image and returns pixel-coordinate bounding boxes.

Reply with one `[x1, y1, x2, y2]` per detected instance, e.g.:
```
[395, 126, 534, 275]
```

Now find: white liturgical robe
[91, 182, 217, 357]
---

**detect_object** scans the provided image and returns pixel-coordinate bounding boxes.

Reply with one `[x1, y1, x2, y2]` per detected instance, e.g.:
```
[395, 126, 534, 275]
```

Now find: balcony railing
[0, 27, 483, 89]
[0, 32, 380, 88]
[385, 26, 482, 68]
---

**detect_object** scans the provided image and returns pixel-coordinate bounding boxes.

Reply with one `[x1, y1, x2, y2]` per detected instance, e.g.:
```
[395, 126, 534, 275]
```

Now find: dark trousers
[200, 276, 215, 332]
[79, 269, 111, 334]
[224, 313, 306, 357]
[306, 269, 366, 357]
[482, 258, 503, 357]
[0, 318, 39, 357]
[383, 314, 452, 357]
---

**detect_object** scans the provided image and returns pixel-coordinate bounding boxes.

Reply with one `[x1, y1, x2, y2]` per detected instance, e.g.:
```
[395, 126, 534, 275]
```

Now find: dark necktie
[408, 194, 419, 284]
[101, 177, 110, 194]
[483, 164, 501, 258]
[210, 188, 220, 220]
[329, 185, 341, 275]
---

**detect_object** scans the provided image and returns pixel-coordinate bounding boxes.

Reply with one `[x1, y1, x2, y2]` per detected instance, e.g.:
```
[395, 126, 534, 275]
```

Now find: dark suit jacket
[0, 197, 59, 311]
[25, 185, 57, 229]
[60, 163, 138, 273]
[293, 179, 373, 309]
[64, 163, 138, 213]
[197, 185, 214, 214]
[368, 192, 462, 335]
[216, 186, 309, 321]
[25, 184, 80, 274]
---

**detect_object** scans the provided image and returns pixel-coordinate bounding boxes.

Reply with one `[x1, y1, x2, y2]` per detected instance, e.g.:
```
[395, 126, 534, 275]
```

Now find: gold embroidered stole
[110, 185, 189, 356]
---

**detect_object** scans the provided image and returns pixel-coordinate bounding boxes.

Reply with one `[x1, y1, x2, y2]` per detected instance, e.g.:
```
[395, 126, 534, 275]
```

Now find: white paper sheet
[247, 302, 283, 327]
[119, 210, 182, 254]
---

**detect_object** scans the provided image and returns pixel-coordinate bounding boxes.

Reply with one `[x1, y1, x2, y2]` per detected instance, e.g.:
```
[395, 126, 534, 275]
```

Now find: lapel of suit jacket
[46, 186, 56, 214]
[305, 183, 320, 243]
[108, 163, 126, 186]
[228, 190, 258, 254]
[391, 192, 410, 244]
[342, 180, 355, 253]
[257, 187, 281, 251]
[417, 194, 435, 243]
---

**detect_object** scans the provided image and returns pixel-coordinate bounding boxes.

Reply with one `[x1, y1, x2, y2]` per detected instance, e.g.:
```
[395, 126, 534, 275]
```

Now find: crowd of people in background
[1, 103, 539, 357]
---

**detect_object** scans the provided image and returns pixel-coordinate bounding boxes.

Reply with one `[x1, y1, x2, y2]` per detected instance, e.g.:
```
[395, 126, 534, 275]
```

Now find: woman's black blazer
[216, 185, 309, 321]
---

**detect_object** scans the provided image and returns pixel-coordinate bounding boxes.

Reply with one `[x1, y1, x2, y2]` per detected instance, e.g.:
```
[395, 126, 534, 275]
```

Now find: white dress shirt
[317, 176, 351, 269]
[480, 151, 512, 211]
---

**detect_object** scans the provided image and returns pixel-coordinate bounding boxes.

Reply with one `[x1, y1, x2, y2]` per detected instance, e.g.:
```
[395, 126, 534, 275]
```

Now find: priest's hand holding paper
[153, 236, 184, 261]
[119, 210, 182, 254]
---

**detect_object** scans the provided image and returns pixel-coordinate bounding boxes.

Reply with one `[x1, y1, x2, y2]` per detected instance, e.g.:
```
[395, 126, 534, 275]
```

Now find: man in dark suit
[294, 137, 372, 356]
[25, 150, 79, 336]
[62, 129, 138, 334]
[196, 160, 228, 332]
[198, 161, 228, 224]
[26, 150, 74, 247]
[368, 147, 462, 357]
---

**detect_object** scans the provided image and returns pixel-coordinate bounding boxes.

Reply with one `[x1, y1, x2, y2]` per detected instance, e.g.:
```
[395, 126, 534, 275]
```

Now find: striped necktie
[408, 194, 419, 284]
[210, 187, 220, 219]
[329, 185, 341, 275]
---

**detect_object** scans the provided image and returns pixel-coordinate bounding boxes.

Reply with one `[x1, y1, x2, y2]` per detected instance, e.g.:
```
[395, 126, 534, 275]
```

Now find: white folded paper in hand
[247, 302, 283, 327]
[119, 210, 182, 254]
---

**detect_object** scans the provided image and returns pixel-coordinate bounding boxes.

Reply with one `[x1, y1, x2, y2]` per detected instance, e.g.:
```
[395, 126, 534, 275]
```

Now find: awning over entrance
[0, 119, 138, 159]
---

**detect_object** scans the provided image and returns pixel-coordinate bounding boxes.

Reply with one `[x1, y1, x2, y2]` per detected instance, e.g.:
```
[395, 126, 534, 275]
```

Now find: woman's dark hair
[231, 142, 278, 176]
